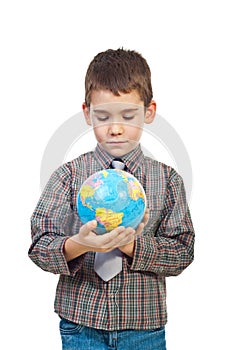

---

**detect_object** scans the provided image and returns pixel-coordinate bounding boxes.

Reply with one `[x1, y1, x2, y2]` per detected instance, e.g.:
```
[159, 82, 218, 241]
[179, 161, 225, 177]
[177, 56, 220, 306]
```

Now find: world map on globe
[77, 169, 146, 234]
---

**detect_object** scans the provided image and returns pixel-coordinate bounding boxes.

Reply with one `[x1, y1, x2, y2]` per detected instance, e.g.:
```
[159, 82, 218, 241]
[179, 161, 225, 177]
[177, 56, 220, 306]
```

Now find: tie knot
[111, 158, 126, 170]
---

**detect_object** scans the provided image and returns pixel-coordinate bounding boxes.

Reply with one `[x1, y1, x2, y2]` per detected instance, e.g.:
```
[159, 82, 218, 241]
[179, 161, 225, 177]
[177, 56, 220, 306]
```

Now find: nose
[108, 122, 124, 136]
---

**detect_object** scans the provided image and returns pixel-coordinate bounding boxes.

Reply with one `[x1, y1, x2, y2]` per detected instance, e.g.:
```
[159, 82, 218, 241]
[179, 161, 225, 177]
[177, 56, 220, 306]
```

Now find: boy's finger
[143, 208, 150, 225]
[135, 222, 145, 236]
[80, 220, 97, 236]
[101, 227, 134, 248]
[99, 226, 126, 245]
[112, 227, 135, 244]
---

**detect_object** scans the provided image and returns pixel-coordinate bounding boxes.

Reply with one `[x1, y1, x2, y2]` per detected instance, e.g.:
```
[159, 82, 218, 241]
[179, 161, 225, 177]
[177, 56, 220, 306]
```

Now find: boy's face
[83, 90, 156, 157]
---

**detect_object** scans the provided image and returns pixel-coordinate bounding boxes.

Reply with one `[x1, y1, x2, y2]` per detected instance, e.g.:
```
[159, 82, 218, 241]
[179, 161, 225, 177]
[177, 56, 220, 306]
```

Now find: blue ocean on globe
[77, 169, 146, 234]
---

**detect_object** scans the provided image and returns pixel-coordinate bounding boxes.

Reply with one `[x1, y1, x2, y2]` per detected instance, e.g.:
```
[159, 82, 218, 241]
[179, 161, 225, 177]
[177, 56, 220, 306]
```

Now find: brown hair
[85, 48, 153, 107]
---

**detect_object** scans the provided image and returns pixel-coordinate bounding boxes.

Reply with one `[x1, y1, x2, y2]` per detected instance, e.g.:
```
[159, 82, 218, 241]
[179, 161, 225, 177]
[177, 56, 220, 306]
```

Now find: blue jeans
[59, 318, 166, 350]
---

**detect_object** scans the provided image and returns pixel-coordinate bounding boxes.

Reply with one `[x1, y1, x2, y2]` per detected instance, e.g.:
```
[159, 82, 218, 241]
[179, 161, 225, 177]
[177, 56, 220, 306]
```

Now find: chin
[109, 147, 136, 157]
[100, 142, 139, 157]
[108, 150, 126, 157]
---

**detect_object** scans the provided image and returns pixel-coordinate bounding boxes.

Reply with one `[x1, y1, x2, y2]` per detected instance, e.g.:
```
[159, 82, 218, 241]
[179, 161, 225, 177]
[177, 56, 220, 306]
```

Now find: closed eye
[95, 115, 110, 122]
[123, 115, 135, 120]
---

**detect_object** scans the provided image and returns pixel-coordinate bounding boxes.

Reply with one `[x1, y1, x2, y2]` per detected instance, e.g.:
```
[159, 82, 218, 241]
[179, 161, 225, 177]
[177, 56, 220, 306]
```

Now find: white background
[1, 1, 233, 349]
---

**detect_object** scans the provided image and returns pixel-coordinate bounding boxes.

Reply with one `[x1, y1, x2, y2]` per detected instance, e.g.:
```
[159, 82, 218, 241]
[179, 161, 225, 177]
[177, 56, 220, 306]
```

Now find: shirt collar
[94, 143, 144, 174]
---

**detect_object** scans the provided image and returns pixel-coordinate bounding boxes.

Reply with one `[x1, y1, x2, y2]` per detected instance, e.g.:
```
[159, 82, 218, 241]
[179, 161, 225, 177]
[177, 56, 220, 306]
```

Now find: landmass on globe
[96, 208, 124, 231]
[77, 169, 146, 234]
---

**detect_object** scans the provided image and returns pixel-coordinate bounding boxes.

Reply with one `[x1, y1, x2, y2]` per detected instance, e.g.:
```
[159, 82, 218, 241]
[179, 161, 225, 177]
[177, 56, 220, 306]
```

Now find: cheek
[93, 126, 107, 142]
[127, 126, 143, 141]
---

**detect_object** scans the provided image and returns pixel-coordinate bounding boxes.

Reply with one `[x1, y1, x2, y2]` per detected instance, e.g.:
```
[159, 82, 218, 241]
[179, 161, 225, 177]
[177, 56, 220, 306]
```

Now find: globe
[77, 169, 146, 234]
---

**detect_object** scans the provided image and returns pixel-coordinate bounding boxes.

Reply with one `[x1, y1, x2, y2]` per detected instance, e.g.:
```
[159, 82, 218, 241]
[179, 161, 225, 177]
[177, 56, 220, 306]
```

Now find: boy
[29, 48, 195, 349]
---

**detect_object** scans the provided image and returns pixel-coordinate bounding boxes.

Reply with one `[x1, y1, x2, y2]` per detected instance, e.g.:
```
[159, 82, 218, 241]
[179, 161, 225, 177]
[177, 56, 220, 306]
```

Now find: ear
[82, 102, 92, 126]
[144, 100, 156, 124]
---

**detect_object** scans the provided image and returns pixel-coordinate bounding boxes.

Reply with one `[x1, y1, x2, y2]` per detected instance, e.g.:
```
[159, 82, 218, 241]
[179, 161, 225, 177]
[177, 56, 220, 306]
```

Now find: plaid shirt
[28, 144, 195, 330]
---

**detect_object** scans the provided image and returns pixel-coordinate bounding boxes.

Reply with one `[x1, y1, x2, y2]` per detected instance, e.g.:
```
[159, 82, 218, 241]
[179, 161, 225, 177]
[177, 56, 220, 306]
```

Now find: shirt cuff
[48, 237, 85, 276]
[130, 236, 158, 272]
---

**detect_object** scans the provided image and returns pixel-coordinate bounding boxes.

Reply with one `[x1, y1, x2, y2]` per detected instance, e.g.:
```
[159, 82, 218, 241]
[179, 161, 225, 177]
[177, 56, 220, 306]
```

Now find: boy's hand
[64, 209, 149, 262]
[118, 208, 149, 257]
[70, 220, 135, 252]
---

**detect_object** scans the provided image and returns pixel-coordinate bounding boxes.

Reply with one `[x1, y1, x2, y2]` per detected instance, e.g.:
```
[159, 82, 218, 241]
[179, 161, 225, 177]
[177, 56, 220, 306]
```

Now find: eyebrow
[92, 108, 139, 114]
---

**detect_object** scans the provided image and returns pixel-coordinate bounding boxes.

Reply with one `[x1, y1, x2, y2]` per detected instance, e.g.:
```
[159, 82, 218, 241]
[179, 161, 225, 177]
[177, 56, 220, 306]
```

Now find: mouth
[106, 140, 128, 145]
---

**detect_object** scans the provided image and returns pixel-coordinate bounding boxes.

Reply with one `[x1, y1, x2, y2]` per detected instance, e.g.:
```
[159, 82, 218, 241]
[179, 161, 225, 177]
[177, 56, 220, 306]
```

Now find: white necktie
[94, 159, 126, 281]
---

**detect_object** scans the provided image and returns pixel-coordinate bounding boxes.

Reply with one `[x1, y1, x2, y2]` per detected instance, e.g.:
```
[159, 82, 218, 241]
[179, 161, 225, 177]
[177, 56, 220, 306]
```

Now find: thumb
[80, 220, 97, 236]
